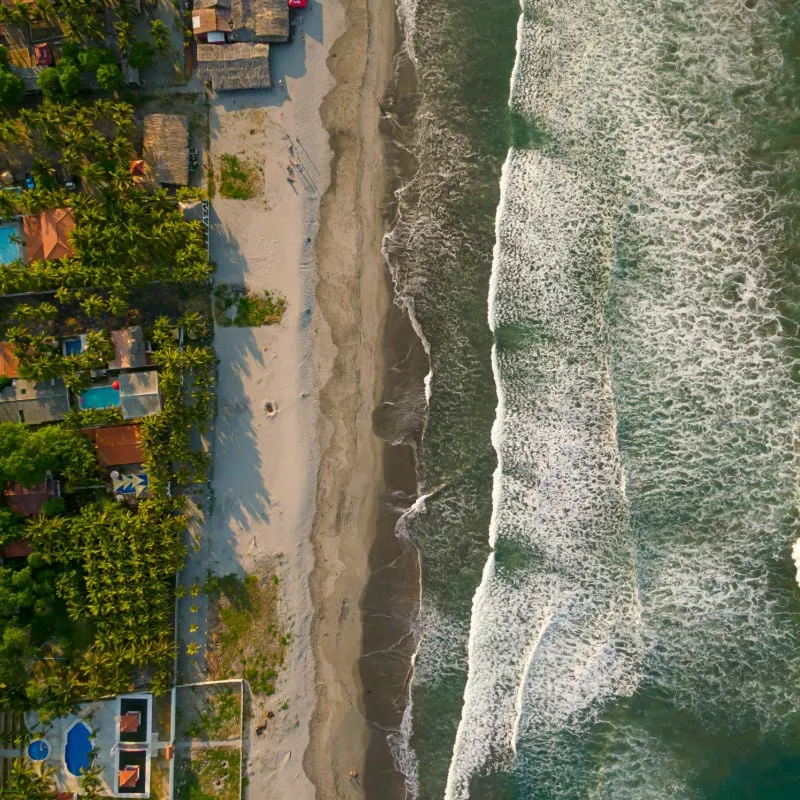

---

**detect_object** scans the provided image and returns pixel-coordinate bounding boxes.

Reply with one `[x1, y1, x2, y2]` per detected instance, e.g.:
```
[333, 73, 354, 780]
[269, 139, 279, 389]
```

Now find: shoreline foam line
[442, 4, 522, 793]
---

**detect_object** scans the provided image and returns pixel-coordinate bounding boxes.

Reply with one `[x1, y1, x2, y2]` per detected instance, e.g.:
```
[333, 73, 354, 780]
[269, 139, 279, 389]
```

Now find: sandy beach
[196, 0, 396, 795]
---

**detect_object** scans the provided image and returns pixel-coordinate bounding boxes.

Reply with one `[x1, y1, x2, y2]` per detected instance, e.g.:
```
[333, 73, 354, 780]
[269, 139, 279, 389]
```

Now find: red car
[288, 0, 307, 7]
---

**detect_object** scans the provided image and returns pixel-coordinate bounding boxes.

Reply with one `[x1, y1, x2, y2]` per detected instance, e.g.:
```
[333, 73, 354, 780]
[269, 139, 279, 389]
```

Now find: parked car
[24, 174, 35, 190]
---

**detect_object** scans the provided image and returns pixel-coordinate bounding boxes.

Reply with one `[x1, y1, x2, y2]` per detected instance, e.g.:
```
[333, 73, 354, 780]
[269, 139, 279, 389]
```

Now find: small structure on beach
[22, 208, 75, 262]
[196, 42, 271, 91]
[142, 114, 189, 186]
[228, 0, 288, 42]
[0, 377, 70, 424]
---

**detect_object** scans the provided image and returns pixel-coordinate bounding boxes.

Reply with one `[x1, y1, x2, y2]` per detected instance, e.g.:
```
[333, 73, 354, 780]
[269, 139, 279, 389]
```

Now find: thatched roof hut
[254, 0, 289, 41]
[196, 43, 271, 91]
[229, 0, 288, 42]
[142, 114, 189, 186]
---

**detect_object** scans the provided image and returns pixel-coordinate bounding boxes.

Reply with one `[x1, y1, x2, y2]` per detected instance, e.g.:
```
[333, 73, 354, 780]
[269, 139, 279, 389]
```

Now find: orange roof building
[0, 342, 18, 378]
[23, 208, 76, 262]
[4, 480, 58, 516]
[120, 711, 142, 733]
[83, 424, 144, 467]
[0, 539, 32, 559]
[119, 765, 140, 789]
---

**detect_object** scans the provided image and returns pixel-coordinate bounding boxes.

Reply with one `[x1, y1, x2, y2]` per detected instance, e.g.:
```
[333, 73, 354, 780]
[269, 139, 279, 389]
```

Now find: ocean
[379, 0, 800, 798]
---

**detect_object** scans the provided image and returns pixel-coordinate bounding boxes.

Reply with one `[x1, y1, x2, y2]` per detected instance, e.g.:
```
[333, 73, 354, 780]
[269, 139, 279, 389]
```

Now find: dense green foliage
[6, 328, 115, 391]
[1, 499, 186, 716]
[0, 46, 24, 108]
[0, 422, 98, 490]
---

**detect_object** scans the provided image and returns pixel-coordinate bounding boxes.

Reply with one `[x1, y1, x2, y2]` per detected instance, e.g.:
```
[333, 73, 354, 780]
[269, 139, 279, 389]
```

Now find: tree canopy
[0, 422, 98, 488]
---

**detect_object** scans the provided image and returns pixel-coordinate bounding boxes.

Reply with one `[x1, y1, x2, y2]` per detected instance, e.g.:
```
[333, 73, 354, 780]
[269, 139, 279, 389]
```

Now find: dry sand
[202, 0, 396, 795]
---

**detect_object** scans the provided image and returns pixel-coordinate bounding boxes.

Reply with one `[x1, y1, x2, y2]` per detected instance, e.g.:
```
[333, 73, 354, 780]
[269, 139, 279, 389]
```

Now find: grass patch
[218, 154, 260, 200]
[213, 284, 286, 327]
[176, 747, 240, 800]
[205, 572, 287, 696]
[183, 687, 240, 740]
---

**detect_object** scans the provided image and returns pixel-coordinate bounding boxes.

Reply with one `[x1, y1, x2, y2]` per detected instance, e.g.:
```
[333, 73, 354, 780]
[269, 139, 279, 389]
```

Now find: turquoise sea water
[386, 0, 800, 797]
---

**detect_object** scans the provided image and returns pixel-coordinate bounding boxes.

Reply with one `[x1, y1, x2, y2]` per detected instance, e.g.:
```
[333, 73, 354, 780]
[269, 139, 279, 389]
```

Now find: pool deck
[24, 694, 162, 798]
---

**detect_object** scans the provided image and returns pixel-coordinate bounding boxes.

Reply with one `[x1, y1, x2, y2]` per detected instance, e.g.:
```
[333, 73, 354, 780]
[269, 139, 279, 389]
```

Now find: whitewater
[439, 0, 800, 797]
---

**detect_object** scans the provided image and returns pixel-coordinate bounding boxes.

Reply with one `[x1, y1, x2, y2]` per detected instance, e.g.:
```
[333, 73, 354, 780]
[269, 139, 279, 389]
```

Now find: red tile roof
[0, 538, 32, 559]
[119, 765, 140, 788]
[83, 424, 144, 467]
[120, 710, 141, 733]
[4, 481, 57, 517]
[0, 341, 18, 378]
[23, 208, 75, 262]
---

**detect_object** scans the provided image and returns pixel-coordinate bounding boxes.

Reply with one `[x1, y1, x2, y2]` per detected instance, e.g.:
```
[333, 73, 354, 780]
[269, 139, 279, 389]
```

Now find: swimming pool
[63, 337, 83, 357]
[27, 739, 49, 761]
[65, 721, 91, 776]
[79, 385, 120, 410]
[0, 222, 21, 265]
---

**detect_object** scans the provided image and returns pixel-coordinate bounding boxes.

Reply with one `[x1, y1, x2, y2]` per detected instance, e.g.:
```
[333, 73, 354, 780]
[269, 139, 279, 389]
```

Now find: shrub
[57, 61, 82, 97]
[128, 41, 154, 70]
[96, 63, 123, 91]
[0, 66, 23, 108]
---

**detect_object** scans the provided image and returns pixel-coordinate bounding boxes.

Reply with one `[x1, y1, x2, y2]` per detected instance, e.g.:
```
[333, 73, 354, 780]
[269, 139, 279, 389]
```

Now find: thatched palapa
[142, 114, 189, 186]
[196, 43, 271, 91]
[229, 0, 288, 42]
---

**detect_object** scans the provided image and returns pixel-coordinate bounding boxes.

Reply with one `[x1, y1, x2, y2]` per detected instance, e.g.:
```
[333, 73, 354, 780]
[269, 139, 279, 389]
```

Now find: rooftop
[229, 0, 288, 42]
[4, 479, 58, 517]
[83, 423, 144, 467]
[192, 7, 231, 34]
[196, 42, 271, 91]
[119, 711, 141, 734]
[0, 538, 32, 559]
[0, 342, 19, 378]
[23, 208, 75, 262]
[142, 114, 189, 186]
[108, 326, 147, 370]
[118, 370, 161, 420]
[0, 377, 70, 425]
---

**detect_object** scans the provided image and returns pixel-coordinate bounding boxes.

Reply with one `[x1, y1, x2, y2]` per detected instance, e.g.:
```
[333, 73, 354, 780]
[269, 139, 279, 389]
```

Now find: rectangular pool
[79, 385, 120, 410]
[0, 221, 21, 265]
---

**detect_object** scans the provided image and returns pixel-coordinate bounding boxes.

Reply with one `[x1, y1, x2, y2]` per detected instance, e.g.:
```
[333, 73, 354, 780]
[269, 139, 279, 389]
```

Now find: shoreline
[304, 0, 398, 794]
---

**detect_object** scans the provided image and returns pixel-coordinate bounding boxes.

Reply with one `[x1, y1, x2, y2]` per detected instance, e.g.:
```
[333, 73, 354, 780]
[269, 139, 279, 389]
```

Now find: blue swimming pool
[27, 739, 49, 761]
[63, 337, 83, 356]
[79, 386, 120, 410]
[0, 222, 21, 265]
[65, 721, 91, 776]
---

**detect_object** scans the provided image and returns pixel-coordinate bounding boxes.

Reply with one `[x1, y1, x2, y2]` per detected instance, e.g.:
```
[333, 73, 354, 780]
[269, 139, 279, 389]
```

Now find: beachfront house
[142, 114, 190, 187]
[22, 207, 75, 262]
[83, 423, 149, 500]
[196, 42, 271, 91]
[0, 376, 70, 424]
[83, 423, 144, 467]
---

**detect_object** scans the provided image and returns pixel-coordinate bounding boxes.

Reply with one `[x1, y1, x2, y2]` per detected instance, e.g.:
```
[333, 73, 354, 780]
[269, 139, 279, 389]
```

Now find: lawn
[176, 747, 241, 800]
[205, 571, 287, 696]
[213, 284, 286, 328]
[218, 154, 260, 200]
